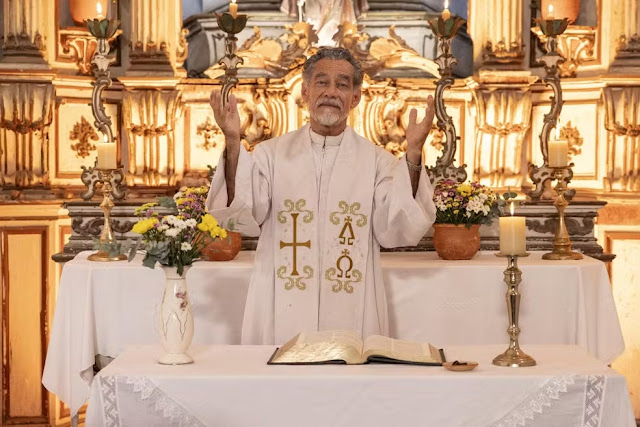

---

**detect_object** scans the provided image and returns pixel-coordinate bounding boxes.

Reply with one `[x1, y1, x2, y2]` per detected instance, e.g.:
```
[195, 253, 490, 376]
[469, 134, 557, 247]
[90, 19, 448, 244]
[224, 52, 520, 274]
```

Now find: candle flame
[510, 202, 515, 216]
[548, 4, 554, 15]
[444, 0, 449, 9]
[97, 2, 103, 16]
[103, 133, 108, 143]
[231, 0, 236, 4]
[555, 125, 560, 140]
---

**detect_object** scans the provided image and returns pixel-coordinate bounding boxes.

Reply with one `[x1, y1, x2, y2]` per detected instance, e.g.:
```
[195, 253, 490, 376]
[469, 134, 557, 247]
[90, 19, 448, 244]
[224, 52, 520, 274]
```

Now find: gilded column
[0, 0, 53, 66]
[128, 0, 188, 74]
[468, 0, 525, 69]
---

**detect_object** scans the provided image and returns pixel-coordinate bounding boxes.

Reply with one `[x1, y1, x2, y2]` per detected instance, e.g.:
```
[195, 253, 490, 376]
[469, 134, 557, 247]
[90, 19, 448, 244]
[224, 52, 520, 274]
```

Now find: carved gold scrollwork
[533, 26, 596, 78]
[196, 117, 222, 151]
[58, 28, 120, 75]
[560, 121, 583, 160]
[70, 117, 99, 158]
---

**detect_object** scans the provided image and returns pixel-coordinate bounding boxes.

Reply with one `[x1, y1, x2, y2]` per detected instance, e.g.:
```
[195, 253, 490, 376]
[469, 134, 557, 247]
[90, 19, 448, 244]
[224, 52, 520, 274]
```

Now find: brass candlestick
[216, 12, 248, 106]
[426, 15, 467, 184]
[542, 167, 583, 260]
[493, 253, 536, 367]
[88, 169, 126, 262]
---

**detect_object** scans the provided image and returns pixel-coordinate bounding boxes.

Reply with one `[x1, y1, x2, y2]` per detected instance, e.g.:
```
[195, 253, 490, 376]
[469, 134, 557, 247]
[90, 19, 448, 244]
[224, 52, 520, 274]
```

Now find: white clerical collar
[309, 128, 345, 147]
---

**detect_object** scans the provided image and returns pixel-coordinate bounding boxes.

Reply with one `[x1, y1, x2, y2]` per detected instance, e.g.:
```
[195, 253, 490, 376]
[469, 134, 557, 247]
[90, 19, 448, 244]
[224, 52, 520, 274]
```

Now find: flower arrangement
[131, 186, 227, 275]
[433, 180, 498, 227]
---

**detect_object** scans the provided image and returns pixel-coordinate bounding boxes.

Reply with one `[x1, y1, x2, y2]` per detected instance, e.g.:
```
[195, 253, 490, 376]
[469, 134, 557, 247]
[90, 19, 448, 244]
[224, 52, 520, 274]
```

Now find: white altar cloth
[43, 251, 625, 416]
[86, 345, 635, 427]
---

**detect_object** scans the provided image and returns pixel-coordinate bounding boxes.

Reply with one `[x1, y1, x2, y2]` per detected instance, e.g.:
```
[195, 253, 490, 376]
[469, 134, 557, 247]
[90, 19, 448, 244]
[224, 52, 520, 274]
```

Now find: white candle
[442, 0, 451, 20]
[548, 127, 568, 167]
[499, 203, 526, 255]
[229, 0, 238, 18]
[96, 135, 117, 170]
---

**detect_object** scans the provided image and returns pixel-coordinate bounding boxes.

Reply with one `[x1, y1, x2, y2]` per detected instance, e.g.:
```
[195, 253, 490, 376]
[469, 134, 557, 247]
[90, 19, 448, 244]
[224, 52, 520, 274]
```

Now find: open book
[268, 330, 445, 366]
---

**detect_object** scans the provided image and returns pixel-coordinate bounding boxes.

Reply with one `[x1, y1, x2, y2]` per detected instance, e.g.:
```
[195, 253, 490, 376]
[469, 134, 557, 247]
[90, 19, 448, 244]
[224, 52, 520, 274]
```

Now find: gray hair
[302, 47, 364, 89]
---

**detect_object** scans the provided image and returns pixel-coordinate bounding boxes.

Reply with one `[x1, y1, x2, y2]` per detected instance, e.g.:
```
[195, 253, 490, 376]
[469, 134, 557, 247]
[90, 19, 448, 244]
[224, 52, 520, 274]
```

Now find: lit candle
[499, 202, 527, 255]
[96, 134, 117, 169]
[442, 0, 451, 20]
[229, 0, 238, 18]
[96, 2, 104, 19]
[548, 126, 568, 167]
[547, 4, 554, 20]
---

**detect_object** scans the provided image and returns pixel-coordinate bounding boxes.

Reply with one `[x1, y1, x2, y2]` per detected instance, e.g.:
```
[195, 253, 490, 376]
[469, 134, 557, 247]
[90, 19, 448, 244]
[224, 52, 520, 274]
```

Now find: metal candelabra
[216, 11, 248, 106]
[427, 15, 467, 184]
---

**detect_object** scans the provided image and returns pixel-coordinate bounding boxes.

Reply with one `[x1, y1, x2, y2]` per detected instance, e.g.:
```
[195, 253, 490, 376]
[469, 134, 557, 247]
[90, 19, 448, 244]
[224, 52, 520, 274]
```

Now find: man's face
[302, 58, 362, 130]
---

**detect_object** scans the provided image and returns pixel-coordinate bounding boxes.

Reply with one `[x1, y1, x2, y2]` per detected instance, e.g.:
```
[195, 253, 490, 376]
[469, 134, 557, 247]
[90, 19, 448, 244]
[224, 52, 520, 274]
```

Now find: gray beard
[316, 110, 342, 127]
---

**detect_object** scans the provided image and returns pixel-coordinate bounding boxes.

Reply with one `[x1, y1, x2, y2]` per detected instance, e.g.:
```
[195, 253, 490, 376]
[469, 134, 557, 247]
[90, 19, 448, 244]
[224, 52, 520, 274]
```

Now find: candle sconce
[216, 11, 248, 106]
[427, 15, 468, 184]
[527, 17, 574, 201]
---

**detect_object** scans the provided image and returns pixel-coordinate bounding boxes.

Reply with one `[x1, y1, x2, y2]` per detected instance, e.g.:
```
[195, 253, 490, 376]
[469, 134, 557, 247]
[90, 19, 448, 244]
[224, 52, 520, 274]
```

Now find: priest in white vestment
[207, 47, 436, 345]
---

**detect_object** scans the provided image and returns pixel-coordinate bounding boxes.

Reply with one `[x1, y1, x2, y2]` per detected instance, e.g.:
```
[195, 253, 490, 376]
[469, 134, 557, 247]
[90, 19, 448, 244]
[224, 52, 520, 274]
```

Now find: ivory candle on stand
[499, 203, 526, 255]
[548, 127, 568, 167]
[96, 136, 117, 169]
[229, 0, 238, 17]
[442, 0, 451, 20]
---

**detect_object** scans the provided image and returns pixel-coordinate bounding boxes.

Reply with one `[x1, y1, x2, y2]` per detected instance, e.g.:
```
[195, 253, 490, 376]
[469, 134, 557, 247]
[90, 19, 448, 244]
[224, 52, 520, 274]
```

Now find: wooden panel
[605, 231, 640, 419]
[1, 227, 49, 424]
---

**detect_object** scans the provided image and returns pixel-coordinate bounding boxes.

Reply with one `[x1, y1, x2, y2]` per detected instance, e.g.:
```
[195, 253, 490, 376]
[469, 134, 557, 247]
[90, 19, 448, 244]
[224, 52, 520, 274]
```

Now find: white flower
[166, 228, 180, 238]
[181, 242, 192, 251]
[185, 219, 197, 228]
[173, 191, 183, 201]
[158, 224, 169, 231]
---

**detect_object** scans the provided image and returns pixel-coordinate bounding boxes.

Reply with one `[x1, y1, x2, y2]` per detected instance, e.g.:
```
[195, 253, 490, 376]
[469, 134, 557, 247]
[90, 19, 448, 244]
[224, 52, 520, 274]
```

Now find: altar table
[85, 344, 634, 427]
[43, 251, 625, 417]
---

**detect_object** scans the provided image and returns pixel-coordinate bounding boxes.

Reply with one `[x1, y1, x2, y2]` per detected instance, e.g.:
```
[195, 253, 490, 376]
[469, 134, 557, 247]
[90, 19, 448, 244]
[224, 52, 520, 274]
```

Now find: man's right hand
[210, 90, 241, 151]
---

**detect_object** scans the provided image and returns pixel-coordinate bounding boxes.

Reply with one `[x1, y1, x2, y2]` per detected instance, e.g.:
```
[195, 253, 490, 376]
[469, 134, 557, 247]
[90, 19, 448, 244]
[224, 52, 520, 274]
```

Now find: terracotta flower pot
[432, 223, 481, 260]
[69, 0, 109, 26]
[541, 0, 580, 23]
[201, 231, 242, 261]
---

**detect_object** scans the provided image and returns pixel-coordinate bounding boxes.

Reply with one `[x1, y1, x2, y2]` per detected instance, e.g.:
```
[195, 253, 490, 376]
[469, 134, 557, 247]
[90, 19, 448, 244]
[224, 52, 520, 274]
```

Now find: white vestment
[206, 124, 436, 344]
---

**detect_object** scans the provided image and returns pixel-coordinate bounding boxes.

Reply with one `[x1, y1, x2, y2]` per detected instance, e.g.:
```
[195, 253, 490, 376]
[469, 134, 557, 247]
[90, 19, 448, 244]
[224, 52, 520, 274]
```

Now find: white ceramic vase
[158, 265, 194, 365]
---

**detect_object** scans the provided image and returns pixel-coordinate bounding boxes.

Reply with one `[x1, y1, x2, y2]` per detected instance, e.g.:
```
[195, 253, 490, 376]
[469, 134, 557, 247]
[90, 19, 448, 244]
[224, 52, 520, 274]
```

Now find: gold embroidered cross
[280, 213, 311, 276]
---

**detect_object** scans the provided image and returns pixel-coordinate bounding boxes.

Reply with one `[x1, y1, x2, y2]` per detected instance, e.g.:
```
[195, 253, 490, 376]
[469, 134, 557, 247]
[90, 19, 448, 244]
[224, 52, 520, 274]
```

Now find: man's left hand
[405, 95, 435, 165]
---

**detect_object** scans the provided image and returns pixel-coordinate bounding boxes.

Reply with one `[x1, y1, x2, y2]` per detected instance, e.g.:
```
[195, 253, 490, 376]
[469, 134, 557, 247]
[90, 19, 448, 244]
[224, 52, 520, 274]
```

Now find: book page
[362, 335, 442, 364]
[270, 330, 364, 364]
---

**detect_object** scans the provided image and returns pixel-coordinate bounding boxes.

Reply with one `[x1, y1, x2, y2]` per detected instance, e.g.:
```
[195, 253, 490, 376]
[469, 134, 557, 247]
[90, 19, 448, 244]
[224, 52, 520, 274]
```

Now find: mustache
[316, 98, 343, 108]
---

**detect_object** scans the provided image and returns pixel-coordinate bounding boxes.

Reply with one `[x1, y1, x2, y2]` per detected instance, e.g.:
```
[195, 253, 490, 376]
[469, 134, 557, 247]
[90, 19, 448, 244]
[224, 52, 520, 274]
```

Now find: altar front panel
[42, 251, 625, 416]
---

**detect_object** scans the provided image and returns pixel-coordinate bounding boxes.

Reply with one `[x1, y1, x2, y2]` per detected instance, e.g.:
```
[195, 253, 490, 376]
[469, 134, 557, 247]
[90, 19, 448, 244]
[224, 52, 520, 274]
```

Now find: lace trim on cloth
[124, 376, 206, 427]
[99, 376, 121, 427]
[582, 375, 606, 427]
[489, 375, 576, 427]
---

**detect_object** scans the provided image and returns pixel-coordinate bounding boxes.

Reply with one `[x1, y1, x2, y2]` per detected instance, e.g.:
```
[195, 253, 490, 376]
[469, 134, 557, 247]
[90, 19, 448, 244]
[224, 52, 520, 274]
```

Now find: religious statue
[207, 47, 437, 344]
[281, 0, 370, 45]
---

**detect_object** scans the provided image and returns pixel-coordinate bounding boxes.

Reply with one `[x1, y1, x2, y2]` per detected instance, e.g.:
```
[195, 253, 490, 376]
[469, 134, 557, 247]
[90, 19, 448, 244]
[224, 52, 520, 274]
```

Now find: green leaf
[142, 254, 158, 269]
[157, 196, 177, 209]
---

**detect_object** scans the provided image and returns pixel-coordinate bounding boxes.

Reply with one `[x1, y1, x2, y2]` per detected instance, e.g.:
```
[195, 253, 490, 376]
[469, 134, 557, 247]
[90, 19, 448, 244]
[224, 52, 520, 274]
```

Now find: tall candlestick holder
[427, 15, 468, 184]
[216, 11, 248, 106]
[542, 167, 583, 260]
[87, 168, 127, 262]
[527, 17, 572, 201]
[493, 253, 536, 367]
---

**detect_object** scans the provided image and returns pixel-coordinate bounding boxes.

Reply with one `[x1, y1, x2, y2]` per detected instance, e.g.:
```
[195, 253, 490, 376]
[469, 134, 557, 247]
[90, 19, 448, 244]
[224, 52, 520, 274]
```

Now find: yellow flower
[452, 202, 459, 207]
[132, 217, 158, 234]
[175, 198, 188, 205]
[453, 209, 459, 214]
[457, 183, 472, 197]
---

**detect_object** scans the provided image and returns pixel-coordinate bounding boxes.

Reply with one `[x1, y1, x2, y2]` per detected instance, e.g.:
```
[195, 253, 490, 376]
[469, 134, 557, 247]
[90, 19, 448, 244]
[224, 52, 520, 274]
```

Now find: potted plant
[432, 180, 497, 260]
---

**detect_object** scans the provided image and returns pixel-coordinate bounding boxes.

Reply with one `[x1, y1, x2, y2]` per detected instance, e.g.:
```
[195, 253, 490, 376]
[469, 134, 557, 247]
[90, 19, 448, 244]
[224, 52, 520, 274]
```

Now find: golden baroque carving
[70, 116, 99, 158]
[196, 117, 222, 151]
[533, 26, 596, 78]
[58, 28, 121, 75]
[483, 40, 524, 64]
[429, 127, 445, 151]
[239, 89, 274, 151]
[559, 121, 583, 160]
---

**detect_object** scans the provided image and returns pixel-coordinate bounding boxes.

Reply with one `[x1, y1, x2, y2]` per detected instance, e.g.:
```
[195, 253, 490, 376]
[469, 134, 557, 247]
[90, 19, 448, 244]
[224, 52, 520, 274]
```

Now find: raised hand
[405, 95, 435, 165]
[209, 90, 241, 151]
